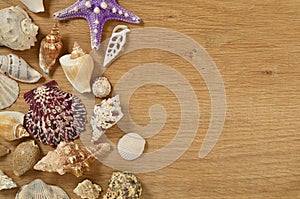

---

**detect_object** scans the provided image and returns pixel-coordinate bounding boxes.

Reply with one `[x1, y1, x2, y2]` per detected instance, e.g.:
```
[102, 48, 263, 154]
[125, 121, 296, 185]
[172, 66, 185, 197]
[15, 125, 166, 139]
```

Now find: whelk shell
[0, 54, 42, 83]
[0, 170, 17, 190]
[0, 144, 10, 158]
[23, 80, 87, 146]
[0, 6, 38, 51]
[0, 111, 30, 141]
[39, 24, 63, 75]
[20, 0, 45, 13]
[0, 73, 19, 110]
[73, 179, 102, 199]
[15, 179, 69, 199]
[34, 141, 110, 177]
[13, 140, 40, 176]
[117, 133, 146, 161]
[60, 42, 94, 93]
[92, 77, 111, 98]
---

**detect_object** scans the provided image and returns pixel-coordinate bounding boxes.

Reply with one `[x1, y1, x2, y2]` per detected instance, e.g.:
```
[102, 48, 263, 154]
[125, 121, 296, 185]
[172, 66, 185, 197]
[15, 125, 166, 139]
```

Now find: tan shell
[15, 179, 69, 199]
[117, 133, 146, 161]
[0, 144, 10, 158]
[34, 141, 110, 177]
[39, 24, 63, 75]
[92, 77, 111, 98]
[0, 73, 19, 110]
[0, 6, 38, 51]
[60, 42, 94, 93]
[0, 111, 30, 141]
[13, 140, 40, 176]
[0, 170, 17, 190]
[73, 179, 102, 199]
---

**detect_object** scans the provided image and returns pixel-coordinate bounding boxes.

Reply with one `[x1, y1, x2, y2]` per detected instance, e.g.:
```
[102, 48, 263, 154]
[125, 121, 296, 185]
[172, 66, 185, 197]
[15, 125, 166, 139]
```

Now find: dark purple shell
[23, 80, 86, 146]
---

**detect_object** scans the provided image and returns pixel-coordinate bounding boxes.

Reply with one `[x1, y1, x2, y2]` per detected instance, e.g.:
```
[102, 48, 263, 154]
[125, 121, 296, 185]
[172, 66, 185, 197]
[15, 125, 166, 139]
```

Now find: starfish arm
[106, 1, 141, 24]
[88, 14, 105, 50]
[53, 1, 89, 20]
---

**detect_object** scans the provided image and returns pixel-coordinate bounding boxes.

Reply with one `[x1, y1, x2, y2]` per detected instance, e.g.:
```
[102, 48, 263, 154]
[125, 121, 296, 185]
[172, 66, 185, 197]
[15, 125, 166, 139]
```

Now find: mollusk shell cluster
[0, 73, 19, 110]
[73, 179, 102, 199]
[0, 170, 17, 190]
[60, 42, 94, 93]
[0, 6, 38, 51]
[23, 81, 87, 146]
[15, 179, 69, 199]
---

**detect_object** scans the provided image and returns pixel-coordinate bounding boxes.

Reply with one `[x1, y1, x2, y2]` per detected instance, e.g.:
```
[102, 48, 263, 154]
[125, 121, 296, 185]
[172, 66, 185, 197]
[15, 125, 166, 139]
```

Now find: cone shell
[34, 141, 110, 177]
[0, 6, 38, 51]
[20, 0, 44, 13]
[92, 77, 111, 98]
[13, 140, 40, 176]
[0, 73, 19, 110]
[23, 80, 86, 146]
[15, 179, 69, 199]
[0, 170, 17, 190]
[0, 111, 30, 141]
[39, 24, 63, 75]
[73, 179, 102, 199]
[0, 144, 10, 158]
[0, 54, 42, 83]
[117, 133, 146, 161]
[60, 42, 94, 93]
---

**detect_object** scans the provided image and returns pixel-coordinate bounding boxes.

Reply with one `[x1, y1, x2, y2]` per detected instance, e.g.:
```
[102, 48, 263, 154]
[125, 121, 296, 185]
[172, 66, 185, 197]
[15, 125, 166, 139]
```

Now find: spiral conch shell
[13, 140, 41, 176]
[0, 6, 38, 51]
[60, 42, 94, 93]
[39, 24, 63, 75]
[15, 179, 69, 199]
[34, 141, 110, 177]
[0, 111, 30, 141]
[73, 179, 102, 199]
[0, 54, 42, 83]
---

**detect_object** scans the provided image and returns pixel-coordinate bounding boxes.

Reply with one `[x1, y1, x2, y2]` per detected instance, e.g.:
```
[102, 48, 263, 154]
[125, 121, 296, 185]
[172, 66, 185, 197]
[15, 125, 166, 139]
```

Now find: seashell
[0, 111, 30, 141]
[15, 179, 69, 199]
[39, 24, 63, 75]
[0, 144, 10, 158]
[13, 140, 40, 176]
[0, 54, 42, 83]
[0, 73, 19, 110]
[23, 80, 86, 146]
[20, 0, 45, 13]
[104, 25, 130, 67]
[73, 179, 102, 199]
[60, 42, 94, 93]
[90, 95, 124, 142]
[92, 77, 111, 98]
[0, 6, 38, 51]
[117, 133, 146, 161]
[0, 170, 17, 190]
[34, 141, 110, 177]
[103, 172, 142, 199]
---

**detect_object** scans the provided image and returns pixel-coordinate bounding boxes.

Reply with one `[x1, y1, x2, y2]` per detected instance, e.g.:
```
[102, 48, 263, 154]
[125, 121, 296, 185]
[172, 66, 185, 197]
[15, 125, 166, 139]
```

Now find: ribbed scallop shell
[73, 179, 102, 199]
[117, 133, 146, 161]
[0, 73, 19, 110]
[23, 81, 86, 146]
[0, 111, 30, 141]
[15, 179, 69, 199]
[0, 6, 38, 51]
[13, 140, 40, 176]
[0, 54, 42, 83]
[0, 170, 17, 190]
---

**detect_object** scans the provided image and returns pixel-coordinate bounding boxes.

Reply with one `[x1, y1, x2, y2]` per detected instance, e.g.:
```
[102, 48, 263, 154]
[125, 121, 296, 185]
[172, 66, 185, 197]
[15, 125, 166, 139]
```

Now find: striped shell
[0, 73, 19, 110]
[23, 81, 87, 146]
[117, 133, 146, 161]
[0, 54, 42, 83]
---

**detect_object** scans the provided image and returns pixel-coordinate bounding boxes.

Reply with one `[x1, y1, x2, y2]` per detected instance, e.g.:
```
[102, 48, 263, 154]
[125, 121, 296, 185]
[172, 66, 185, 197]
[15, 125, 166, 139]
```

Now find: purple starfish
[53, 0, 141, 50]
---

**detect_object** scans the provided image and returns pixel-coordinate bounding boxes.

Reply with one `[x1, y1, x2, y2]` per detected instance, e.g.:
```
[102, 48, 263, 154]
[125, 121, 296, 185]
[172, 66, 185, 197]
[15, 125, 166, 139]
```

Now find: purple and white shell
[23, 80, 86, 146]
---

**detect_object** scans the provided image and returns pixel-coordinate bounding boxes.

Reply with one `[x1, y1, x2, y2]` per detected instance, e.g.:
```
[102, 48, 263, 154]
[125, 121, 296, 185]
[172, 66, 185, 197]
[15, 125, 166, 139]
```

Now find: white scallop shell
[103, 25, 130, 67]
[73, 179, 102, 199]
[117, 133, 146, 161]
[92, 77, 111, 98]
[60, 42, 94, 93]
[0, 54, 42, 83]
[0, 73, 19, 110]
[0, 170, 17, 190]
[0, 6, 38, 51]
[20, 0, 45, 13]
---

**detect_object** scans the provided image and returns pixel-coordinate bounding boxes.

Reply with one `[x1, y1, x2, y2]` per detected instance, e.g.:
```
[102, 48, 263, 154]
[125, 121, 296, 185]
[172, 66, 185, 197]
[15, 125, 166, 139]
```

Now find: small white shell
[0, 170, 17, 190]
[0, 6, 38, 51]
[117, 133, 146, 161]
[103, 25, 130, 67]
[60, 42, 94, 93]
[0, 73, 19, 110]
[92, 77, 111, 98]
[0, 54, 42, 83]
[20, 0, 45, 13]
[73, 179, 102, 199]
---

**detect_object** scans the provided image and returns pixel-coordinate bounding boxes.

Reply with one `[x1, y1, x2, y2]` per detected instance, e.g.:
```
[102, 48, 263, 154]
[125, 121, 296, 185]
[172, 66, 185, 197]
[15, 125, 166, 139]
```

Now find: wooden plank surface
[0, 0, 300, 198]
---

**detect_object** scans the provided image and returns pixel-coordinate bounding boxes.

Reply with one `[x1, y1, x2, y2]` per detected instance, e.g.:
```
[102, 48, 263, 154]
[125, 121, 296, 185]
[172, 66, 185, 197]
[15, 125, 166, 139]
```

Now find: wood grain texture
[0, 0, 300, 198]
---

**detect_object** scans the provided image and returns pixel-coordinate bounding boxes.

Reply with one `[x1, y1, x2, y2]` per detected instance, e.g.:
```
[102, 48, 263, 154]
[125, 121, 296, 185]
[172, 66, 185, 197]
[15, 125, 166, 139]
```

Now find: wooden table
[0, 0, 299, 198]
